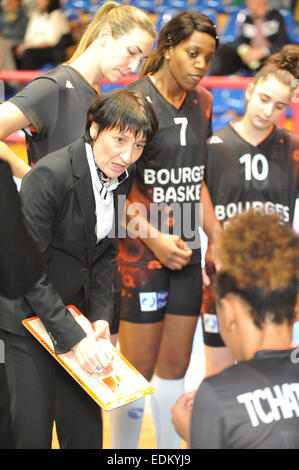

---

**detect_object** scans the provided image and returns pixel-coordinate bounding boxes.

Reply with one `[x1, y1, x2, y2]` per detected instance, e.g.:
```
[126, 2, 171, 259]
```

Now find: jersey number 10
[239, 153, 269, 181]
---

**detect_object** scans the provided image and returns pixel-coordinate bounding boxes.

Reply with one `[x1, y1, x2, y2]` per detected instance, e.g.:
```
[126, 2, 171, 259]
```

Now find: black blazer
[0, 138, 134, 354]
[0, 159, 43, 298]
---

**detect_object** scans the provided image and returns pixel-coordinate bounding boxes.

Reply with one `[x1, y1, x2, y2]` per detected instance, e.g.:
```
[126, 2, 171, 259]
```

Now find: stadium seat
[62, 0, 90, 12]
[220, 7, 247, 43]
[167, 0, 189, 9]
[130, 0, 157, 13]
[212, 111, 234, 131]
[196, 7, 217, 27]
[155, 8, 180, 33]
[197, 0, 240, 13]
[211, 87, 246, 115]
[280, 8, 299, 44]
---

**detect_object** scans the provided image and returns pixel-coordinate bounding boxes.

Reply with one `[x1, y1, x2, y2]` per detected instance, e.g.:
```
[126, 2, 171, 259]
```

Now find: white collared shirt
[85, 143, 128, 242]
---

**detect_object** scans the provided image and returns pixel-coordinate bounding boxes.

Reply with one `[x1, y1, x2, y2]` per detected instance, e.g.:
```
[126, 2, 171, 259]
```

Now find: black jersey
[201, 124, 298, 318]
[191, 349, 299, 449]
[118, 75, 212, 268]
[9, 65, 98, 165]
[205, 123, 298, 225]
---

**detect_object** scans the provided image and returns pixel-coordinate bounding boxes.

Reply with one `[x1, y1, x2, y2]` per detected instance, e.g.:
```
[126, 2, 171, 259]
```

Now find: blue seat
[197, 0, 240, 13]
[279, 9, 299, 44]
[154, 0, 178, 13]
[62, 0, 91, 12]
[167, 0, 189, 9]
[155, 6, 218, 32]
[212, 111, 234, 131]
[63, 7, 79, 20]
[194, 7, 218, 28]
[155, 8, 180, 33]
[212, 87, 246, 115]
[130, 0, 156, 13]
[220, 7, 247, 43]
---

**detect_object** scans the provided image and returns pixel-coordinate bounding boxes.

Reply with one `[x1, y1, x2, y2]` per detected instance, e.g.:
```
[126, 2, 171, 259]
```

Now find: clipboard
[22, 305, 155, 411]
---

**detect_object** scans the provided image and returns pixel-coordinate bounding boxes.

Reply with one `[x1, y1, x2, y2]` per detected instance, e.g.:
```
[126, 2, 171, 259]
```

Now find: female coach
[0, 88, 158, 449]
[110, 11, 221, 449]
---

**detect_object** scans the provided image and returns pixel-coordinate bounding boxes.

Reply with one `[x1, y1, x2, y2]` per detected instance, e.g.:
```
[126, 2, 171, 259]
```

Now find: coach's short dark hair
[84, 89, 158, 145]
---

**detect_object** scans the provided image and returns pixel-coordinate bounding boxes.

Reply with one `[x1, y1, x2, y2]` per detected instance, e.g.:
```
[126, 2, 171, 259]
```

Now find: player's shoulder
[196, 85, 213, 102]
[31, 64, 66, 85]
[286, 129, 299, 148]
[127, 75, 150, 93]
[207, 125, 232, 145]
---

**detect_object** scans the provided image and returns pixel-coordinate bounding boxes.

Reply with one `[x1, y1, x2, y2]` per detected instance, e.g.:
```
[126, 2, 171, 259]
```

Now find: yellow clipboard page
[22, 305, 155, 411]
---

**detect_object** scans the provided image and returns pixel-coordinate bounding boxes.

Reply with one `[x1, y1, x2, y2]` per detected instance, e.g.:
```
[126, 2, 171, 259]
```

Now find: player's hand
[148, 234, 192, 270]
[171, 391, 196, 443]
[243, 47, 264, 65]
[202, 267, 211, 287]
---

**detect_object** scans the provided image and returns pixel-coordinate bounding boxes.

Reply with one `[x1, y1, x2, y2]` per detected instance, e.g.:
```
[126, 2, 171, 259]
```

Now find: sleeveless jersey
[191, 349, 299, 449]
[9, 64, 99, 165]
[118, 75, 213, 268]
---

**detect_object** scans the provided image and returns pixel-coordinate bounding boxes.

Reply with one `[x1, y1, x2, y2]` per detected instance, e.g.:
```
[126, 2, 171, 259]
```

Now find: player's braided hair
[215, 211, 299, 328]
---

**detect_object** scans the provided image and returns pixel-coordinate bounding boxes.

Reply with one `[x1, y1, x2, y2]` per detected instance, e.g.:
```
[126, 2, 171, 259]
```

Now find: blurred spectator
[268, 0, 295, 10]
[0, 0, 28, 70]
[210, 0, 290, 75]
[22, 0, 38, 17]
[15, 0, 73, 70]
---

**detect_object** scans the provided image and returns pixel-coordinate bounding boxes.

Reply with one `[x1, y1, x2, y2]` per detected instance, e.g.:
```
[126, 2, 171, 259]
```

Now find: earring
[165, 55, 169, 59]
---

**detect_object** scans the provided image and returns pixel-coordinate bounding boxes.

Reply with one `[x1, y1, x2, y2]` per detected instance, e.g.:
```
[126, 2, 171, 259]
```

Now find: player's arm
[0, 77, 59, 177]
[200, 181, 222, 268]
[171, 390, 197, 444]
[0, 102, 31, 177]
[190, 380, 224, 449]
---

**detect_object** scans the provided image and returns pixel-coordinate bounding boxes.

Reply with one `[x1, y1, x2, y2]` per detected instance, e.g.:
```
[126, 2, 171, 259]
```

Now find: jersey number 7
[174, 117, 188, 146]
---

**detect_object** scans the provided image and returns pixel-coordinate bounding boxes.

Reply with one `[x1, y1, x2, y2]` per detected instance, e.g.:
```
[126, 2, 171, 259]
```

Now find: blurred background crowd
[0, 0, 298, 131]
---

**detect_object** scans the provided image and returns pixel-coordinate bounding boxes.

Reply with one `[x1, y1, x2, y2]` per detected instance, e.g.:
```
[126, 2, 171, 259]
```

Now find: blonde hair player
[0, 1, 155, 177]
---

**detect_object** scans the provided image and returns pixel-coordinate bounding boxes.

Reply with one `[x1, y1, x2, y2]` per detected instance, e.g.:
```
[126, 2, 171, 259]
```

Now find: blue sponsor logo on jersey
[203, 313, 219, 334]
[139, 291, 168, 312]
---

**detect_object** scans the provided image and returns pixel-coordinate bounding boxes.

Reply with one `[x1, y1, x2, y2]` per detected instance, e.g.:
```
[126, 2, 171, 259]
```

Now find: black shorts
[201, 312, 225, 347]
[119, 262, 203, 324]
